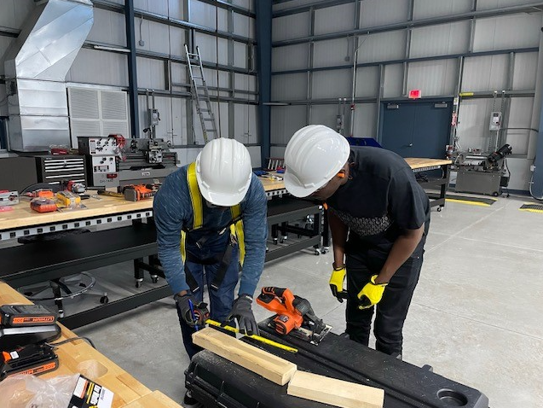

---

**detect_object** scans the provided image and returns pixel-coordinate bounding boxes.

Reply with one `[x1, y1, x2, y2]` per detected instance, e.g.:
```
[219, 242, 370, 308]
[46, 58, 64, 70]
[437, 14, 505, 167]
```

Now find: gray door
[381, 101, 452, 158]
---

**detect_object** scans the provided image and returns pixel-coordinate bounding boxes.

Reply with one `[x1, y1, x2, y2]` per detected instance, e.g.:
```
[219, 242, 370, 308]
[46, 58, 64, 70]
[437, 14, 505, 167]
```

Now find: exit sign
[409, 89, 422, 99]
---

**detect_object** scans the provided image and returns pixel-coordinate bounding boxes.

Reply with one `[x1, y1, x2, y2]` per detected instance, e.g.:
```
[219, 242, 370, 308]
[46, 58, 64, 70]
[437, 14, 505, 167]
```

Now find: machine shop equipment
[454, 144, 512, 196]
[78, 135, 178, 188]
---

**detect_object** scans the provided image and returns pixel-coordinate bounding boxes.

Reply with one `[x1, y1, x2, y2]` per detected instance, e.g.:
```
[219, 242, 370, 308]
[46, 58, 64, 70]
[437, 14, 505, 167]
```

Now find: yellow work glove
[357, 275, 388, 310]
[329, 265, 347, 303]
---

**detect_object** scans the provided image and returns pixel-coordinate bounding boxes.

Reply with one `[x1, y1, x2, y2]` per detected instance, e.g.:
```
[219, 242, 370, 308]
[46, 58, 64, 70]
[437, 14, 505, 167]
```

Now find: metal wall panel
[357, 31, 407, 64]
[190, 0, 227, 29]
[270, 106, 307, 144]
[271, 73, 307, 101]
[136, 57, 166, 89]
[512, 52, 538, 91]
[410, 21, 470, 58]
[234, 103, 258, 144]
[233, 14, 254, 39]
[169, 26, 187, 58]
[383, 64, 404, 98]
[202, 68, 229, 89]
[273, 0, 319, 12]
[506, 97, 534, 155]
[313, 38, 352, 68]
[246, 145, 262, 168]
[234, 73, 256, 91]
[272, 43, 309, 71]
[461, 55, 508, 92]
[272, 12, 310, 42]
[355, 66, 380, 97]
[353, 103, 377, 138]
[138, 20, 172, 55]
[476, 0, 542, 10]
[234, 41, 247, 68]
[173, 147, 201, 166]
[194, 33, 228, 64]
[232, 0, 253, 10]
[171, 62, 187, 86]
[0, 37, 14, 76]
[0, 0, 34, 29]
[87, 8, 126, 47]
[67, 49, 129, 87]
[310, 104, 337, 129]
[314, 3, 357, 35]
[135, 0, 169, 15]
[505, 157, 531, 190]
[473, 14, 541, 52]
[270, 145, 286, 158]
[360, 0, 409, 28]
[169, 0, 186, 20]
[407, 59, 458, 96]
[312, 69, 351, 99]
[138, 94, 184, 143]
[413, 0, 472, 19]
[456, 98, 495, 151]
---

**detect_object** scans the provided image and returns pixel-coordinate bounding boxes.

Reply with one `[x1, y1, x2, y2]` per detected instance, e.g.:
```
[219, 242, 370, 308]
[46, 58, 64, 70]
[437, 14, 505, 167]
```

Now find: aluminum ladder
[185, 45, 218, 143]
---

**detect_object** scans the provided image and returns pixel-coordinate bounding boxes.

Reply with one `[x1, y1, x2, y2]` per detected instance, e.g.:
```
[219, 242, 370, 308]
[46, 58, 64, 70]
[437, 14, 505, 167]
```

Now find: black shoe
[183, 390, 203, 408]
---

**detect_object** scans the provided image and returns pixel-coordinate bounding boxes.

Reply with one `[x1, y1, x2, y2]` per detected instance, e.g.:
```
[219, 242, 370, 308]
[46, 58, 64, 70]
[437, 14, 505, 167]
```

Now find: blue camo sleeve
[238, 174, 268, 297]
[153, 168, 190, 295]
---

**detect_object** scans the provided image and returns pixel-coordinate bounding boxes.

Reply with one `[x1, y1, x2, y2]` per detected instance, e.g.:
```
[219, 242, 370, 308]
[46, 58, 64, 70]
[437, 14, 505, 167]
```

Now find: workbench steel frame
[0, 193, 322, 330]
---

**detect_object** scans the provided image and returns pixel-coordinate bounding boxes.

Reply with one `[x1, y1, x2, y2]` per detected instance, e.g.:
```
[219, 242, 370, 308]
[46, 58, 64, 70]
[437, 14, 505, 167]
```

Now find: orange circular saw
[256, 287, 331, 345]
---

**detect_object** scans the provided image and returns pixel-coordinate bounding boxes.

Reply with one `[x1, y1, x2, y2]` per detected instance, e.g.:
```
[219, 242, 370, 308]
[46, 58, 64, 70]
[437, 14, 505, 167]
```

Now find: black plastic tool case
[185, 321, 489, 408]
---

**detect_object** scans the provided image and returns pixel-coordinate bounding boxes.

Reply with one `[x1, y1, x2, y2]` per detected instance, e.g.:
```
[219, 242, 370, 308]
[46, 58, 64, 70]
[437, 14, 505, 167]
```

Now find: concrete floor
[67, 196, 543, 408]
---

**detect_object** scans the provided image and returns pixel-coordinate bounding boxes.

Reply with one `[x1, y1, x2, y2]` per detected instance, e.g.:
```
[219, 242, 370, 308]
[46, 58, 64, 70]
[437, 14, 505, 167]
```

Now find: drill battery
[123, 184, 157, 202]
[1, 343, 59, 380]
[30, 198, 58, 213]
[1, 305, 58, 327]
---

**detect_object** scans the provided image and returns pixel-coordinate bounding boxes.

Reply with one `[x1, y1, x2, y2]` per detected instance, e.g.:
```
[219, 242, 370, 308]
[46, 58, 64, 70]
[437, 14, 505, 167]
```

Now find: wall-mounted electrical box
[148, 109, 160, 126]
[489, 111, 502, 131]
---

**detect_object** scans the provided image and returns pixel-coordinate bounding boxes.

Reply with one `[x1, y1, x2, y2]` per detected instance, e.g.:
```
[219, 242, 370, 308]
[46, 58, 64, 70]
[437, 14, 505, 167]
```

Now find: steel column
[125, 0, 140, 138]
[256, 0, 273, 165]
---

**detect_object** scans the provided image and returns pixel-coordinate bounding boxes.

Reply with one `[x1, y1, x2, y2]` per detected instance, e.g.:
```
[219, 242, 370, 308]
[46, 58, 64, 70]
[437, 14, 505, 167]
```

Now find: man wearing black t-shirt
[283, 125, 430, 358]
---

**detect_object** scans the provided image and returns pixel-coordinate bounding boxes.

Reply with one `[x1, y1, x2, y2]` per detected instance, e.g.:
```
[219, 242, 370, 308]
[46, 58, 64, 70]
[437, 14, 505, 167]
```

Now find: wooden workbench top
[0, 282, 181, 408]
[0, 193, 152, 232]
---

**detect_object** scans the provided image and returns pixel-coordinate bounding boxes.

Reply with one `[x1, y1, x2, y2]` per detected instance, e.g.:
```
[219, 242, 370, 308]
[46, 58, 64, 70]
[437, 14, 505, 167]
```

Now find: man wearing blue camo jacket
[154, 139, 267, 406]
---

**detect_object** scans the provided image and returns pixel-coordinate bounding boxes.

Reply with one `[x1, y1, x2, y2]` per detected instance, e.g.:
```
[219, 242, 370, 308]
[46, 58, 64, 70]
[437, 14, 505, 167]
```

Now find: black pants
[345, 244, 425, 356]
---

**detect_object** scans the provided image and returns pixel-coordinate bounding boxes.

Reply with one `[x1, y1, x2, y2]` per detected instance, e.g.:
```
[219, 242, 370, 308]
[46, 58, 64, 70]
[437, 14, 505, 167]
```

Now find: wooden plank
[192, 327, 297, 385]
[287, 371, 384, 408]
[122, 391, 180, 408]
[404, 158, 452, 170]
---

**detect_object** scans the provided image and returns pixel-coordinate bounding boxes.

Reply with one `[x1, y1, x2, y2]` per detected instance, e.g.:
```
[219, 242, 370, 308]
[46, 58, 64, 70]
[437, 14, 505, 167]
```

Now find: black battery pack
[0, 325, 61, 351]
[1, 304, 57, 327]
[1, 343, 59, 380]
[185, 320, 489, 408]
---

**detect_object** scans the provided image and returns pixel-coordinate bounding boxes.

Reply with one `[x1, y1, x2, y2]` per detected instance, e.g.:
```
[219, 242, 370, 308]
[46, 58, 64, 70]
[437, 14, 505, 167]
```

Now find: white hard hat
[196, 138, 252, 206]
[284, 125, 350, 198]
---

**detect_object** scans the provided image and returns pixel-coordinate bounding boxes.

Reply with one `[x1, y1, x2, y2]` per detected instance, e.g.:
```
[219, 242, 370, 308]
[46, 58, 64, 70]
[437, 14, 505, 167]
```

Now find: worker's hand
[174, 293, 209, 328]
[357, 275, 388, 310]
[329, 265, 347, 303]
[225, 295, 259, 336]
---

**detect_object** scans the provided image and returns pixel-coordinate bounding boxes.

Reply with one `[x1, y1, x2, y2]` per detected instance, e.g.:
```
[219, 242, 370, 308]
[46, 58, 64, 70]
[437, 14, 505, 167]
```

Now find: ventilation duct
[3, 0, 93, 152]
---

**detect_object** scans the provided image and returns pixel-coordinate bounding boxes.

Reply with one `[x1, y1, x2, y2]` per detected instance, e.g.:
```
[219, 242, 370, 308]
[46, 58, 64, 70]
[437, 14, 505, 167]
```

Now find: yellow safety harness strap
[187, 162, 203, 230]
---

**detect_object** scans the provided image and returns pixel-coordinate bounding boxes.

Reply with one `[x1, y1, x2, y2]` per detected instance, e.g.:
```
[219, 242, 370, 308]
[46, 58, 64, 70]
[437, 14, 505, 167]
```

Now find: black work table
[186, 319, 489, 408]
